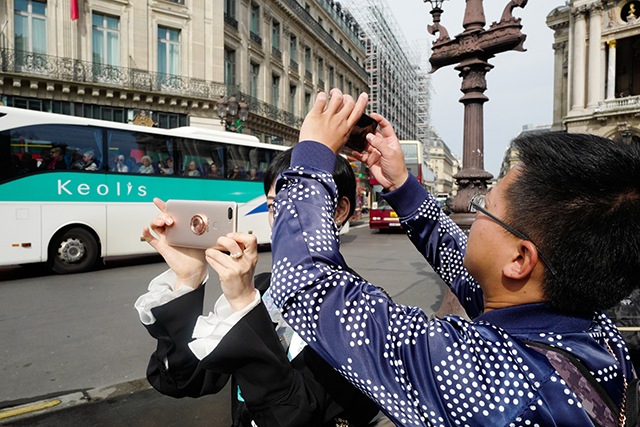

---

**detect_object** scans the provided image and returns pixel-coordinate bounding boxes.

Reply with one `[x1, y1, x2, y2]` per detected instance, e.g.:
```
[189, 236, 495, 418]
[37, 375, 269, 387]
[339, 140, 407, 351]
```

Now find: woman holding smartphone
[135, 150, 383, 427]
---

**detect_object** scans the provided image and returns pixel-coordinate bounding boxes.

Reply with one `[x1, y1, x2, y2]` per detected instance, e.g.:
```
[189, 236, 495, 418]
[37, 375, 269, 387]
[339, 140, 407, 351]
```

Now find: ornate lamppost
[216, 95, 249, 133]
[424, 0, 528, 230]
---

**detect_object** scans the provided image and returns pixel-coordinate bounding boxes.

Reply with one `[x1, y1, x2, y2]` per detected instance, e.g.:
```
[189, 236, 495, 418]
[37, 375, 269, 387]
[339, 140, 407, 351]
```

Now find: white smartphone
[164, 200, 238, 249]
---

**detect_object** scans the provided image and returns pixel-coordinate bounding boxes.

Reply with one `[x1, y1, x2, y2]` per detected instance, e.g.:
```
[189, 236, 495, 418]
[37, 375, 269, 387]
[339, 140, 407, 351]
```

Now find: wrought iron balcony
[0, 48, 303, 129]
[224, 13, 238, 30]
[272, 47, 282, 61]
[305, 70, 313, 80]
[290, 59, 299, 72]
[250, 31, 262, 46]
[318, 79, 324, 89]
[163, 0, 185, 4]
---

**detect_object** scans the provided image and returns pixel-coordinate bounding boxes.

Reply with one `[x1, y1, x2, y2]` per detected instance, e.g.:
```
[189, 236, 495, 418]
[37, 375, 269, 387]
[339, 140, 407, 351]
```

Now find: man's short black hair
[505, 132, 640, 313]
[264, 148, 356, 219]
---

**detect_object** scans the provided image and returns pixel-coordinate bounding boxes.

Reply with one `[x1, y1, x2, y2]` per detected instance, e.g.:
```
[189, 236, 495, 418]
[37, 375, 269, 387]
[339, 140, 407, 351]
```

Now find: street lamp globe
[239, 99, 249, 122]
[228, 95, 239, 117]
[424, 0, 447, 11]
[216, 95, 228, 119]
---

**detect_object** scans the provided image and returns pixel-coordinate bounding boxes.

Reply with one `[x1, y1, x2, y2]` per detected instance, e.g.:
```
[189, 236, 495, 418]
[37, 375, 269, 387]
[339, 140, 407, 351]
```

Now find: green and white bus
[0, 106, 288, 274]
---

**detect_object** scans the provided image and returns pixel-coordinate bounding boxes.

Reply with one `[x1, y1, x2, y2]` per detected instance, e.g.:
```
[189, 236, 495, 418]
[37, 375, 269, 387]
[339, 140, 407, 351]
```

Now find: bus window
[176, 138, 221, 178]
[0, 124, 104, 181]
[107, 129, 172, 175]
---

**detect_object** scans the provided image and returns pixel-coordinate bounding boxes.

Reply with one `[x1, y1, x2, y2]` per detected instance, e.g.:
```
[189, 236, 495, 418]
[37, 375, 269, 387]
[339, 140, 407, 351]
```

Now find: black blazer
[143, 272, 379, 427]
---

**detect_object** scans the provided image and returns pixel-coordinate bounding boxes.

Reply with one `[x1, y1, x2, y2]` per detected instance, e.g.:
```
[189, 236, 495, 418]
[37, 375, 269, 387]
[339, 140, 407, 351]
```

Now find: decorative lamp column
[425, 0, 528, 230]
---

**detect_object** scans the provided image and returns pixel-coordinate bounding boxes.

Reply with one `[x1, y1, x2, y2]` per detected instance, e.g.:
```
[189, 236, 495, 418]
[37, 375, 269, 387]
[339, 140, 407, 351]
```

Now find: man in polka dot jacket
[267, 90, 640, 427]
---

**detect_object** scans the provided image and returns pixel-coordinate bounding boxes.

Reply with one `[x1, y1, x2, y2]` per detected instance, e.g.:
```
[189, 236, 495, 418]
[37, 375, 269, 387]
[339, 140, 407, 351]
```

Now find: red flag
[71, 0, 79, 21]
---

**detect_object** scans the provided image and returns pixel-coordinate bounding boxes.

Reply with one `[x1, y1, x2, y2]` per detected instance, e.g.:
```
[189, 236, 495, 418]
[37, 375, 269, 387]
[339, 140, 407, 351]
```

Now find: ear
[334, 196, 351, 226]
[502, 240, 540, 280]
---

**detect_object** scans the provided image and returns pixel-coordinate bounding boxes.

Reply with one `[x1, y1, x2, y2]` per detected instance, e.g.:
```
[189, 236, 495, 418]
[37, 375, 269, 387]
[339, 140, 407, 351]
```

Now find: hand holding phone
[164, 200, 238, 249]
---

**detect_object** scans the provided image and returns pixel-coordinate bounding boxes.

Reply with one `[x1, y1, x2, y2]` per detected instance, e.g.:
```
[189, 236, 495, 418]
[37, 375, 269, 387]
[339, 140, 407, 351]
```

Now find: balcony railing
[305, 70, 313, 80]
[290, 59, 299, 72]
[272, 47, 282, 61]
[163, 0, 185, 4]
[0, 49, 303, 129]
[594, 96, 640, 115]
[250, 31, 262, 46]
[224, 13, 238, 30]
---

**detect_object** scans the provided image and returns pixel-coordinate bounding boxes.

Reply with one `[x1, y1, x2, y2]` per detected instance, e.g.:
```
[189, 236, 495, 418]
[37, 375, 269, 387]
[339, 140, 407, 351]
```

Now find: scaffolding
[342, 0, 430, 141]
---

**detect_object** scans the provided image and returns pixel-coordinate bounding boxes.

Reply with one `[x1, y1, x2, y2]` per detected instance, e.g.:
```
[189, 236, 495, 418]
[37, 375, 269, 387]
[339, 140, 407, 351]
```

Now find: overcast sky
[384, 0, 560, 177]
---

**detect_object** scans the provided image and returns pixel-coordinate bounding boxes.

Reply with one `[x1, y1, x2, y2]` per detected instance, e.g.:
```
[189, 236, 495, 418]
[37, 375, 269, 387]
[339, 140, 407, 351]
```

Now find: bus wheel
[48, 228, 99, 274]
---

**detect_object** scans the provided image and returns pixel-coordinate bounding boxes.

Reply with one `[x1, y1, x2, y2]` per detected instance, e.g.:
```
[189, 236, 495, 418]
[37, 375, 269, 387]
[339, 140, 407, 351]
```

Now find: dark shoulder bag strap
[524, 340, 620, 427]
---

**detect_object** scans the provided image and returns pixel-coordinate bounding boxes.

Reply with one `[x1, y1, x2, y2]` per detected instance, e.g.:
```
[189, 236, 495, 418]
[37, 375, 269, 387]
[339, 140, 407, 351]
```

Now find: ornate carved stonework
[553, 41, 567, 52]
[263, 7, 272, 23]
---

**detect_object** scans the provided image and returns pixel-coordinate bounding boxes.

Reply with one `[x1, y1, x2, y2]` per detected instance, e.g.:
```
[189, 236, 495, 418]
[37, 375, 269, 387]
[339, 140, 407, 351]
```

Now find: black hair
[264, 148, 356, 219]
[505, 132, 640, 313]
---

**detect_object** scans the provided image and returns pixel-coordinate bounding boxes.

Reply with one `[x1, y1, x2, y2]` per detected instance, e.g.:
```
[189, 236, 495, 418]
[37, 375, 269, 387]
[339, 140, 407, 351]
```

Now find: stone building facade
[548, 0, 640, 143]
[0, 0, 368, 146]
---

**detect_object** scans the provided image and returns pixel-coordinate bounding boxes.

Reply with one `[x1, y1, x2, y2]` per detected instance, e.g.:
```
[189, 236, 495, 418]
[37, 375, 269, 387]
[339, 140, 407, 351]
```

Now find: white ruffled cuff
[134, 269, 208, 325]
[188, 289, 262, 360]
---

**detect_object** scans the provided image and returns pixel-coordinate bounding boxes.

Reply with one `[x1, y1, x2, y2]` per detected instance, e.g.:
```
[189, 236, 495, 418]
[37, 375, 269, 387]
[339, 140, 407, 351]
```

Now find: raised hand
[142, 198, 208, 290]
[205, 233, 259, 312]
[299, 89, 369, 154]
[352, 113, 409, 192]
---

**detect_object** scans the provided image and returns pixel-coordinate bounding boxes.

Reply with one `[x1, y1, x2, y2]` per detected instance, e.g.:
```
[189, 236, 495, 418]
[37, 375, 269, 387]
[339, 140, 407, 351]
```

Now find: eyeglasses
[469, 194, 557, 277]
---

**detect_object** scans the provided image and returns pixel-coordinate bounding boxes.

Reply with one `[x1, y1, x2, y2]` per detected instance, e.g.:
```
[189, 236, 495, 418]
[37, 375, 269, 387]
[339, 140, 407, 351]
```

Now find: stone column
[607, 40, 617, 99]
[552, 41, 567, 130]
[572, 7, 588, 111]
[587, 3, 603, 108]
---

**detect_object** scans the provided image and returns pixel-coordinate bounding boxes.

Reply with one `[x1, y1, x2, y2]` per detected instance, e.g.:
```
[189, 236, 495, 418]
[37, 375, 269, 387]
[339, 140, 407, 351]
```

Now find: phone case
[164, 200, 238, 249]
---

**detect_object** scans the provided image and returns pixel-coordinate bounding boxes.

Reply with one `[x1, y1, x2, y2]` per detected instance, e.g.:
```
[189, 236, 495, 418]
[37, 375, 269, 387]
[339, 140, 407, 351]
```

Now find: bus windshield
[371, 184, 391, 210]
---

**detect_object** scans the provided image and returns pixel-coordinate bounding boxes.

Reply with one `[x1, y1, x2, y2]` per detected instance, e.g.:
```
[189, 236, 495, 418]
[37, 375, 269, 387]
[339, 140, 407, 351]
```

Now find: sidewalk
[0, 379, 232, 426]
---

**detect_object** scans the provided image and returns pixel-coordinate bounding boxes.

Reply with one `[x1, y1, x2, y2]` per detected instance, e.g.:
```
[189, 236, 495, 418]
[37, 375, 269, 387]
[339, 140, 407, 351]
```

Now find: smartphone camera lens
[190, 214, 208, 235]
[228, 207, 233, 220]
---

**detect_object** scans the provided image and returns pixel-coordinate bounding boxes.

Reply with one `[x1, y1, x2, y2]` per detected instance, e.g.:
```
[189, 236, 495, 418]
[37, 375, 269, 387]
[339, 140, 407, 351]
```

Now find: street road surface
[0, 222, 449, 409]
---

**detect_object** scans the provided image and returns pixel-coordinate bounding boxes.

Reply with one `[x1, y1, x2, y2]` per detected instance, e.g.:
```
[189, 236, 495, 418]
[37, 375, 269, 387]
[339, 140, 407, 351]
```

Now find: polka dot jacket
[269, 140, 634, 427]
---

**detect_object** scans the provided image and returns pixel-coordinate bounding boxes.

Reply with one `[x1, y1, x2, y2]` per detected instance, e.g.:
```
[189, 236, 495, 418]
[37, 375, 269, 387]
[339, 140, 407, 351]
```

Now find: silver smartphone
[164, 200, 238, 249]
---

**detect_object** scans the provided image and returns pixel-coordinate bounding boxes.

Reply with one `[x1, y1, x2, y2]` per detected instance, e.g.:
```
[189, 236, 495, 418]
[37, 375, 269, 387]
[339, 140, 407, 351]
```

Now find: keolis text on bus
[57, 180, 148, 197]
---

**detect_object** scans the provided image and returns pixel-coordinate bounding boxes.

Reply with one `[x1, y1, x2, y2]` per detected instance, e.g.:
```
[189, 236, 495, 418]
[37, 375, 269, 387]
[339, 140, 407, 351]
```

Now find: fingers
[347, 93, 369, 127]
[229, 232, 258, 255]
[153, 198, 167, 212]
[370, 113, 396, 140]
[326, 89, 344, 115]
[312, 92, 329, 114]
[142, 226, 160, 250]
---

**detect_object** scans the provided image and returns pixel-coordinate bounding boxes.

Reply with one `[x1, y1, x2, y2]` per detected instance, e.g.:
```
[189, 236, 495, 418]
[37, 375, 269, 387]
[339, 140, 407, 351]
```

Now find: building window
[318, 17, 323, 28]
[224, 48, 236, 89]
[318, 57, 324, 82]
[272, 21, 280, 50]
[250, 63, 260, 99]
[92, 13, 119, 67]
[339, 74, 344, 91]
[348, 81, 353, 96]
[290, 35, 297, 60]
[272, 75, 280, 107]
[305, 92, 311, 115]
[224, 0, 236, 19]
[329, 67, 334, 88]
[158, 27, 180, 76]
[305, 47, 311, 72]
[251, 4, 260, 35]
[289, 85, 296, 115]
[14, 0, 47, 54]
